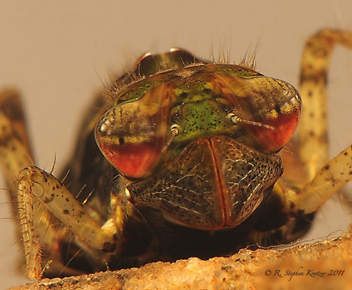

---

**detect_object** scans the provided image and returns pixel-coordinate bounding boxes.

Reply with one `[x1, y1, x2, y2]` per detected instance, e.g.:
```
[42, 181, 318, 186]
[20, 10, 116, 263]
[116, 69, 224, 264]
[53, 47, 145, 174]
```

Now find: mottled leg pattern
[249, 30, 352, 244]
[295, 30, 352, 214]
[268, 30, 352, 220]
[1, 29, 352, 281]
[0, 90, 41, 279]
[0, 90, 121, 280]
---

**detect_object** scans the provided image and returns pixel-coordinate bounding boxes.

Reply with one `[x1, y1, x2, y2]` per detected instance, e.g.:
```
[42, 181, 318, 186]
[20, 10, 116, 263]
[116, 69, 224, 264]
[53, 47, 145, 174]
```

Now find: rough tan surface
[11, 230, 352, 290]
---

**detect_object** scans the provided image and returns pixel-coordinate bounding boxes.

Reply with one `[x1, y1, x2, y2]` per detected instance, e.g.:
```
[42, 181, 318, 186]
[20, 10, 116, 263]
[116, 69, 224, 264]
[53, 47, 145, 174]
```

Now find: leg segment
[251, 30, 352, 244]
[0, 90, 41, 279]
[18, 166, 120, 252]
[0, 90, 122, 280]
[298, 29, 352, 181]
[297, 29, 352, 214]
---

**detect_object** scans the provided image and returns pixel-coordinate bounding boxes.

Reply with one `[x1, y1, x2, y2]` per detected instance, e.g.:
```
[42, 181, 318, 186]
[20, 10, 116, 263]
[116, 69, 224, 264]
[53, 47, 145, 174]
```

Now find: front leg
[19, 166, 120, 253]
[17, 166, 123, 279]
[0, 90, 123, 280]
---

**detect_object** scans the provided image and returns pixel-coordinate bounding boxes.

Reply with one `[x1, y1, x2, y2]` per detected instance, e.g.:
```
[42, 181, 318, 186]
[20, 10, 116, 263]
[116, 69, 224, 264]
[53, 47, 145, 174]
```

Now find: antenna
[227, 113, 274, 130]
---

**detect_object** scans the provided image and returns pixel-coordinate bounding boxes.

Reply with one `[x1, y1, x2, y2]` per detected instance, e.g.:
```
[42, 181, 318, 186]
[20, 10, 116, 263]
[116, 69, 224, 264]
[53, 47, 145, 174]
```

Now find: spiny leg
[0, 91, 80, 279]
[0, 91, 70, 279]
[17, 166, 125, 271]
[0, 89, 42, 279]
[18, 166, 121, 251]
[0, 90, 122, 280]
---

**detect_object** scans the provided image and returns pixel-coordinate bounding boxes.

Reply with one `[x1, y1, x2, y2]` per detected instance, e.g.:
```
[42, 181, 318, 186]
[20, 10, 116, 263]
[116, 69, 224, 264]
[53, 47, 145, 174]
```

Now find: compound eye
[250, 93, 301, 152]
[95, 101, 169, 179]
[228, 79, 302, 152]
[246, 101, 301, 152]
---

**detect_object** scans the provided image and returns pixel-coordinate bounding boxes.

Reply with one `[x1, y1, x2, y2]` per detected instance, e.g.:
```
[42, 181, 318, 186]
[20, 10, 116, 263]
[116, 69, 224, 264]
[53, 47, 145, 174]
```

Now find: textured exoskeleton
[0, 29, 351, 280]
